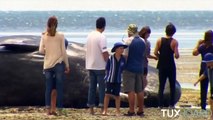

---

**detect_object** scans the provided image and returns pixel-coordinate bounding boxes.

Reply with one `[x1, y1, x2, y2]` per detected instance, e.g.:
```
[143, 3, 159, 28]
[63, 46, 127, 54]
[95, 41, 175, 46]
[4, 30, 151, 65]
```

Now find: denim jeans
[87, 70, 105, 108]
[44, 62, 65, 108]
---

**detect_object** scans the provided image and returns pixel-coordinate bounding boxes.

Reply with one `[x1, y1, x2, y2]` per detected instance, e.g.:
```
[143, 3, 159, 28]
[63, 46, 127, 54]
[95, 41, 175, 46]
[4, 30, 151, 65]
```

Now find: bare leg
[102, 94, 110, 115]
[128, 91, 135, 113]
[51, 89, 57, 114]
[115, 96, 120, 116]
[137, 91, 144, 113]
[46, 107, 51, 115]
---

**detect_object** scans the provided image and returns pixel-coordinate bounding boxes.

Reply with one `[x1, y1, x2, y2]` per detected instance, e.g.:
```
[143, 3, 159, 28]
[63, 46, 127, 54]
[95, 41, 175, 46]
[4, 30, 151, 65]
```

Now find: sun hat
[127, 24, 138, 35]
[202, 53, 213, 63]
[111, 42, 128, 52]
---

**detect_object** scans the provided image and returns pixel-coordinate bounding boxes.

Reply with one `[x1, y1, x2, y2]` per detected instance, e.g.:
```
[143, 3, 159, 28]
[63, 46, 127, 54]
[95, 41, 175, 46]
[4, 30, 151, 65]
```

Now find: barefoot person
[39, 16, 70, 115]
[192, 30, 213, 110]
[154, 23, 179, 108]
[50, 38, 69, 115]
[102, 42, 127, 116]
[85, 17, 109, 114]
[194, 53, 213, 119]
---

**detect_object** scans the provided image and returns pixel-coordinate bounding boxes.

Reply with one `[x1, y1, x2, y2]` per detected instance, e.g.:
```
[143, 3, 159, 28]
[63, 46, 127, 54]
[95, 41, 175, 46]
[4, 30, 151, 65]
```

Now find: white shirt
[85, 30, 107, 70]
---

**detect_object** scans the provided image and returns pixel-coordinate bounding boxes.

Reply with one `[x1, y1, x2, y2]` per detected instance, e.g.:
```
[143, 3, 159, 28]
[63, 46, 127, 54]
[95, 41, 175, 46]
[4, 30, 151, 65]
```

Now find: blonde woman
[39, 16, 70, 115]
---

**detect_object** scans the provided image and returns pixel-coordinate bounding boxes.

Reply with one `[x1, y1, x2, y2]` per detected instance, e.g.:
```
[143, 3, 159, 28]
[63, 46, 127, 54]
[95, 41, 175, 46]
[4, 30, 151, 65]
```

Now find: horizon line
[1, 10, 213, 12]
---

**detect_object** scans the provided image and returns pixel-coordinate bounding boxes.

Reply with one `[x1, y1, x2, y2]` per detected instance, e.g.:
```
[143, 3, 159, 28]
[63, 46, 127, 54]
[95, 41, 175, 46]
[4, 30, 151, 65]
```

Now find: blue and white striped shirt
[104, 54, 126, 83]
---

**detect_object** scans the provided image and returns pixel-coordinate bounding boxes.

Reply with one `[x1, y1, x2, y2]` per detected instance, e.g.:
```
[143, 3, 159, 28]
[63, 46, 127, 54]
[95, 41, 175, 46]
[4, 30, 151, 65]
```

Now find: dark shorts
[105, 82, 121, 96]
[144, 67, 148, 75]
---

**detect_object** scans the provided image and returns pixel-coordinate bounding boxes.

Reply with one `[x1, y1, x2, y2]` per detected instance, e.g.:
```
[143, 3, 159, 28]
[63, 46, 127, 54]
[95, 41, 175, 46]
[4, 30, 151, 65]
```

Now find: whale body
[0, 35, 181, 108]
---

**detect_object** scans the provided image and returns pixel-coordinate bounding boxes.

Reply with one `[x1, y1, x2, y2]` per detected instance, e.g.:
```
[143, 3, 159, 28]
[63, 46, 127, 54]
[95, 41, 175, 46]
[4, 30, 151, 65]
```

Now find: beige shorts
[123, 70, 144, 93]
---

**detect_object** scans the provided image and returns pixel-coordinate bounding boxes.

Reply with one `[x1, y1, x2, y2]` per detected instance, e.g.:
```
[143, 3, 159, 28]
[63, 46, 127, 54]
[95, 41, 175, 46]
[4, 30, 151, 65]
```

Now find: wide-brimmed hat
[111, 42, 128, 52]
[202, 53, 213, 63]
[127, 24, 138, 35]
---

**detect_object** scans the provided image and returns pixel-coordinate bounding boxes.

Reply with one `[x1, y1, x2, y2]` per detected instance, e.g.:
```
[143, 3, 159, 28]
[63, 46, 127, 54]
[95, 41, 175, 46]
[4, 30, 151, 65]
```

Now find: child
[194, 53, 213, 119]
[102, 42, 128, 116]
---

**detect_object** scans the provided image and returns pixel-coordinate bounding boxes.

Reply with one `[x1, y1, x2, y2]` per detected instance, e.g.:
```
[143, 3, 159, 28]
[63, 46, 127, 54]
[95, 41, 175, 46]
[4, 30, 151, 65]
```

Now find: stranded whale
[0, 35, 181, 108]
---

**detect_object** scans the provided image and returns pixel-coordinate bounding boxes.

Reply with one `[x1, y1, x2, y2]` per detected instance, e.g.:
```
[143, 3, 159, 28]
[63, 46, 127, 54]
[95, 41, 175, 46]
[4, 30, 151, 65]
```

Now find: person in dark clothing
[192, 30, 213, 110]
[154, 23, 179, 108]
[194, 53, 213, 119]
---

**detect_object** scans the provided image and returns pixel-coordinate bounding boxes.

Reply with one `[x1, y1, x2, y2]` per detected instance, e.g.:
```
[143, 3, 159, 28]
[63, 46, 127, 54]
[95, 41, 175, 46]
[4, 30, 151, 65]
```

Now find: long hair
[204, 30, 213, 46]
[47, 16, 58, 36]
[139, 26, 151, 39]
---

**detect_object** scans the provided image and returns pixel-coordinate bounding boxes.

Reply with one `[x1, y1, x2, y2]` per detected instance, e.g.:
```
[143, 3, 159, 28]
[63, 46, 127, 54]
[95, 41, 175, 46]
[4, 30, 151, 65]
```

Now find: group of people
[38, 15, 213, 118]
[85, 16, 179, 117]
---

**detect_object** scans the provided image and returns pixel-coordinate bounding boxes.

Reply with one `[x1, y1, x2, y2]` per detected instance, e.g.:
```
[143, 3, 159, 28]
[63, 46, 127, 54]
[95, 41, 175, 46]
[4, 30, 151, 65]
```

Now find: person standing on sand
[50, 38, 69, 116]
[123, 24, 146, 116]
[85, 17, 109, 115]
[194, 53, 213, 119]
[102, 42, 127, 116]
[139, 26, 158, 88]
[39, 16, 70, 115]
[154, 23, 179, 108]
[192, 30, 213, 110]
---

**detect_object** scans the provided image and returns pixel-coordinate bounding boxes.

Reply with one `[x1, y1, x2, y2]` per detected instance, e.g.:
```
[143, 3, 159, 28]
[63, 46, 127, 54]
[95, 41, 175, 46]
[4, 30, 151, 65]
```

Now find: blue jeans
[87, 70, 105, 108]
[44, 62, 65, 108]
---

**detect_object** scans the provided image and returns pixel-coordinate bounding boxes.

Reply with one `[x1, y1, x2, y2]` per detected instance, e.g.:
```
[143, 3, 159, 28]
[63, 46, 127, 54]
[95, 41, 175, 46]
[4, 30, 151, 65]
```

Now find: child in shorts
[102, 42, 127, 116]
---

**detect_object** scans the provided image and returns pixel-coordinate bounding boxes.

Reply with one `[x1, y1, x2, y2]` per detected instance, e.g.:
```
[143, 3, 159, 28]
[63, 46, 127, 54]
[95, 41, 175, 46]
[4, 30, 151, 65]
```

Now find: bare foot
[116, 113, 120, 117]
[102, 111, 108, 116]
[89, 107, 94, 115]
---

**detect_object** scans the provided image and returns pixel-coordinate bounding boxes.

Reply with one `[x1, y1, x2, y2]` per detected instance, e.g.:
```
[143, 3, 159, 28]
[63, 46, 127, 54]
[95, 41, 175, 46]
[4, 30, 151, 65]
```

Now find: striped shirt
[104, 54, 126, 83]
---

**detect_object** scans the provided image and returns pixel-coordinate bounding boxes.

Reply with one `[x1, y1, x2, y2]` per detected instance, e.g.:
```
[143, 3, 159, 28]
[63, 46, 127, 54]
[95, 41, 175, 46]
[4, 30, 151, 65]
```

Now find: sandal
[124, 111, 135, 116]
[136, 111, 144, 117]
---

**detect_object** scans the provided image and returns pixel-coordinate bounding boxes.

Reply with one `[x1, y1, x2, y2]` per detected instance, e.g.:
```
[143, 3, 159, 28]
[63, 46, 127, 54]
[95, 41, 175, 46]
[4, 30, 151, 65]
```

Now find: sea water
[0, 10, 212, 49]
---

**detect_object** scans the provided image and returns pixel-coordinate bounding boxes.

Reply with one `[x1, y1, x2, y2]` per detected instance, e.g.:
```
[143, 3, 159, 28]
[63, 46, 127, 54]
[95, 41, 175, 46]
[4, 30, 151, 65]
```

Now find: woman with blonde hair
[39, 16, 70, 115]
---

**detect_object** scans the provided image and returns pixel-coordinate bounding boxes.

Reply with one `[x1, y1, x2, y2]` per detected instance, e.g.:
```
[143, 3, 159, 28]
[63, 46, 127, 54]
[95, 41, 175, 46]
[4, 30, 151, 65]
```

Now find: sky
[0, 0, 213, 11]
